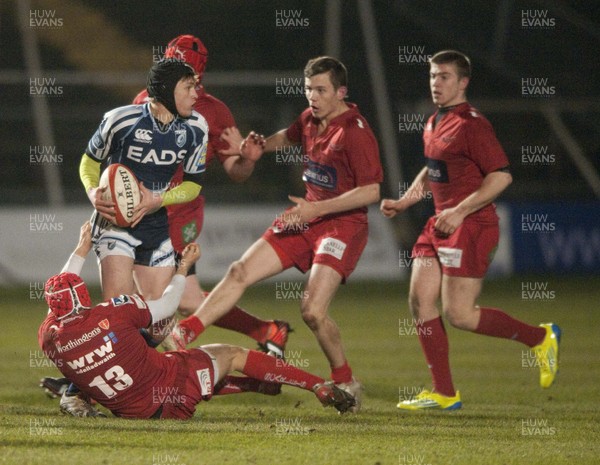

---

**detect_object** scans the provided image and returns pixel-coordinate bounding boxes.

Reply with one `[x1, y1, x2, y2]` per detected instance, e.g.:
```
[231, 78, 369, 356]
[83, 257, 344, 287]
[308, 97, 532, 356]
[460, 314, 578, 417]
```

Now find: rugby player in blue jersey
[80, 59, 207, 308]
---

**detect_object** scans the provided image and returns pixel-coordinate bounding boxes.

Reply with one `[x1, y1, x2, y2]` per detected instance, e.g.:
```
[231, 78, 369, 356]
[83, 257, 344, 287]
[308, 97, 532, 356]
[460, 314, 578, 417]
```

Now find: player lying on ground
[40, 224, 281, 415]
[38, 223, 356, 418]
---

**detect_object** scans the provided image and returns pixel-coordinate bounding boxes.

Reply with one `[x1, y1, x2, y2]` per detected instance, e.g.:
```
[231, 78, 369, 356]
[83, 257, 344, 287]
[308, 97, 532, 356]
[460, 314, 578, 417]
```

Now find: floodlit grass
[1, 277, 599, 464]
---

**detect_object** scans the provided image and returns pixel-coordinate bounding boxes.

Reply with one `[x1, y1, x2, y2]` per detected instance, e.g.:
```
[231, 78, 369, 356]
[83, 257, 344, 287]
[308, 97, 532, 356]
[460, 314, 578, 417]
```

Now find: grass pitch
[1, 277, 599, 465]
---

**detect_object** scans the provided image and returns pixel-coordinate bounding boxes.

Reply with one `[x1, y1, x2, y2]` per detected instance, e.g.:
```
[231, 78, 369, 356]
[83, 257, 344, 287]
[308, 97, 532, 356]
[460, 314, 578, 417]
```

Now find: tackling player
[172, 56, 384, 413]
[132, 35, 290, 356]
[380, 50, 561, 410]
[38, 223, 356, 418]
[40, 40, 289, 411]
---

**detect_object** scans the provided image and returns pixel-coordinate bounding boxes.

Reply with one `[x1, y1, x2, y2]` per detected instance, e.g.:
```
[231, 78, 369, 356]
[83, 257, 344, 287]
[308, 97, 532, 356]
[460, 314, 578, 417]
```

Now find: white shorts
[91, 212, 176, 267]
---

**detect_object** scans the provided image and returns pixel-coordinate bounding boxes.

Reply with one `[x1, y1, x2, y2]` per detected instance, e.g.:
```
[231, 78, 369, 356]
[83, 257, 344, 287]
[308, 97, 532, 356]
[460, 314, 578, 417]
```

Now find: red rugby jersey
[423, 102, 509, 222]
[133, 86, 236, 246]
[286, 104, 383, 223]
[39, 295, 180, 419]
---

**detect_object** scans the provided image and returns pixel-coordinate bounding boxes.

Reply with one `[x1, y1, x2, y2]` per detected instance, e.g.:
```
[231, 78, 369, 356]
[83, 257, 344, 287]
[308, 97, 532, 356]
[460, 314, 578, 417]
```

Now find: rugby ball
[98, 164, 141, 227]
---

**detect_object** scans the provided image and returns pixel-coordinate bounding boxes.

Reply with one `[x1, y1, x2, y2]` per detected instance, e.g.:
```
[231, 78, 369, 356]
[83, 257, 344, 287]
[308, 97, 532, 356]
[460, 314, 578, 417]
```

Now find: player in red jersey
[133, 35, 290, 356]
[38, 223, 355, 418]
[380, 50, 561, 410]
[172, 56, 384, 413]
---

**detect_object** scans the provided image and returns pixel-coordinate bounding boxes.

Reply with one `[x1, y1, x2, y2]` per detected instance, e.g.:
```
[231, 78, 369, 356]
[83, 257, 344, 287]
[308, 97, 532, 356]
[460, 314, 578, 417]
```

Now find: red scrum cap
[44, 272, 92, 320]
[165, 35, 208, 80]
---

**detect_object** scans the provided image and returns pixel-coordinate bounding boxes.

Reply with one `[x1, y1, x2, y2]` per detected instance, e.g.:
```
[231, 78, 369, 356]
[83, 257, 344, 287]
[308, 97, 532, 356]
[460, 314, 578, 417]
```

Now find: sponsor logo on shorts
[111, 295, 130, 306]
[181, 221, 198, 244]
[197, 368, 212, 397]
[317, 237, 347, 261]
[150, 249, 175, 267]
[437, 247, 463, 268]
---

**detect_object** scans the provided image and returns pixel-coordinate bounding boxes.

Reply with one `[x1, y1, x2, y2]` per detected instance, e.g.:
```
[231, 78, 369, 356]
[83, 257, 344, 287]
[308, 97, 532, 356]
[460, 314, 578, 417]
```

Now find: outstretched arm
[220, 127, 266, 182]
[263, 129, 293, 153]
[60, 222, 93, 275]
[220, 127, 293, 158]
[220, 127, 266, 156]
[146, 243, 201, 323]
[222, 154, 258, 183]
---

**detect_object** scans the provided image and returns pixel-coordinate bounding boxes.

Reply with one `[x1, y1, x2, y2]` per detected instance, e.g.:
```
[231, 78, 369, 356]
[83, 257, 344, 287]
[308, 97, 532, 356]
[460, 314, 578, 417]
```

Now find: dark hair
[430, 50, 471, 79]
[304, 56, 348, 89]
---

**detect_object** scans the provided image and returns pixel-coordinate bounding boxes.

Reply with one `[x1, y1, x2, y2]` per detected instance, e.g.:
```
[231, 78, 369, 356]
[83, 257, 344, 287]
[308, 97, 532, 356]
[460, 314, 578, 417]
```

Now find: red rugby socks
[210, 300, 272, 343]
[213, 375, 280, 396]
[417, 317, 456, 397]
[474, 307, 546, 347]
[242, 350, 323, 391]
[179, 292, 273, 345]
[177, 315, 205, 345]
[331, 361, 353, 384]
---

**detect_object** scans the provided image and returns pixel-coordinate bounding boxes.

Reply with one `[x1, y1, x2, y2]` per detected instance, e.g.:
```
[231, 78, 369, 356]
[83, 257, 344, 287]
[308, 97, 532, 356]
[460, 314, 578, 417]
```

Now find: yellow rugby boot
[397, 389, 461, 411]
[532, 323, 561, 388]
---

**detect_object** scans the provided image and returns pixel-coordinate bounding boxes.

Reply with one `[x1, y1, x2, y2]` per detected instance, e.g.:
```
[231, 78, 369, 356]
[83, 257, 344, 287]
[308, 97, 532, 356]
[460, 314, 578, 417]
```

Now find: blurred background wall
[1, 0, 599, 284]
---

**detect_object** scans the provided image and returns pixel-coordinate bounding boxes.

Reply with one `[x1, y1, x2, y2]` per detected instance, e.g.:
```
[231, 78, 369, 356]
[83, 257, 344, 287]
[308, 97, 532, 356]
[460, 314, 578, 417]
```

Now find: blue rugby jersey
[86, 103, 207, 247]
[86, 103, 207, 193]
